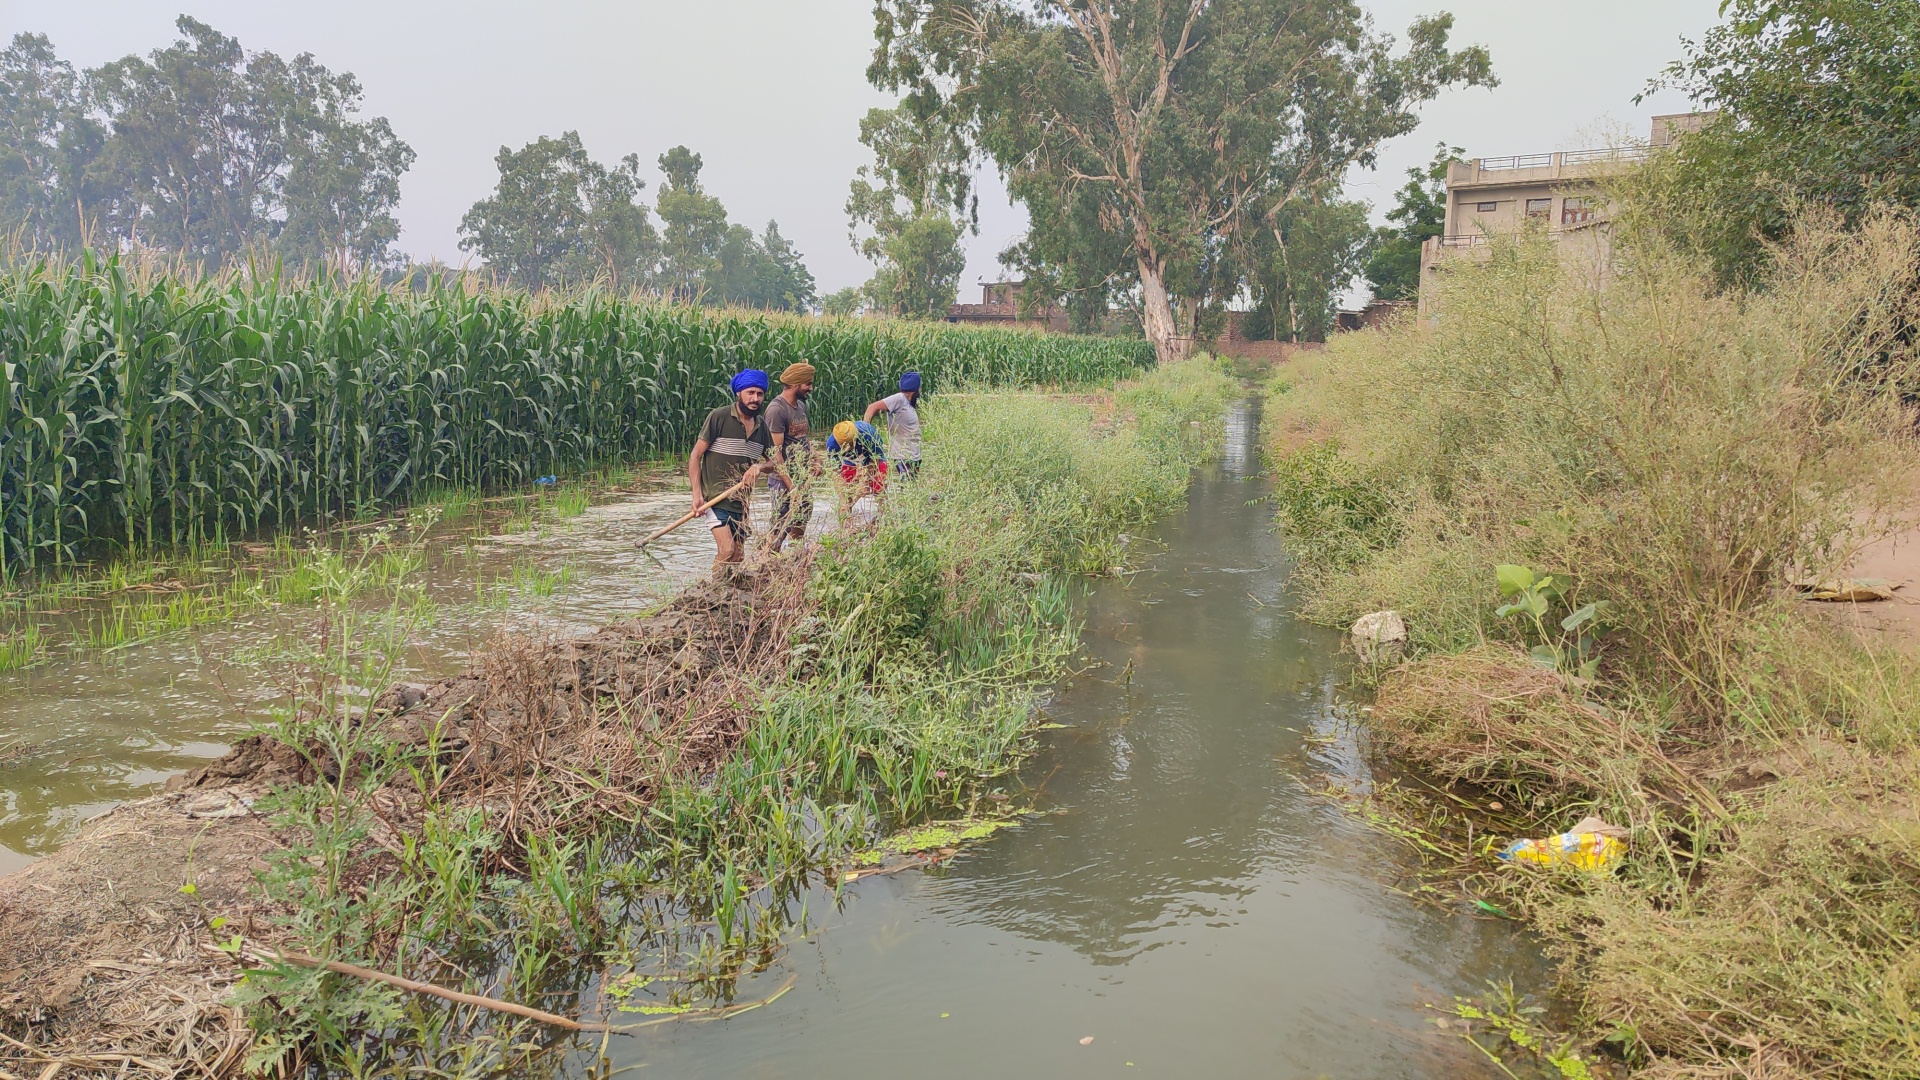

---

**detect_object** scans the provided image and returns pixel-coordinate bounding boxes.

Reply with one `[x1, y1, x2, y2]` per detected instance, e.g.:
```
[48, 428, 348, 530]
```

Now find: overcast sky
[2, 0, 1720, 298]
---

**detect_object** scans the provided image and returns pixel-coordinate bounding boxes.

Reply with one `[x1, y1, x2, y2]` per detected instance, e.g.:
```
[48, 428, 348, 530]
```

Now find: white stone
[1350, 610, 1408, 664]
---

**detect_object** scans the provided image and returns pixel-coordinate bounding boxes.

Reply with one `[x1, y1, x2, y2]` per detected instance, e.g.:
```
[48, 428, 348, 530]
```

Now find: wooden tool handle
[638, 474, 753, 548]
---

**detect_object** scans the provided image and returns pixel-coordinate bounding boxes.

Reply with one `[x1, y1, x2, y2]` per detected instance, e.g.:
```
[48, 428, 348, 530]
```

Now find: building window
[1562, 196, 1596, 225]
[1525, 198, 1553, 220]
[1475, 201, 1498, 213]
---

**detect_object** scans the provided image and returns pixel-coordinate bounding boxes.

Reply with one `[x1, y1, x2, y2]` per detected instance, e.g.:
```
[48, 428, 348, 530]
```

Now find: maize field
[0, 257, 1153, 575]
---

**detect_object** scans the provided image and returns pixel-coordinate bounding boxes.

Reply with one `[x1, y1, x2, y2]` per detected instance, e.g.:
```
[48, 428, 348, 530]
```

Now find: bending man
[688, 369, 774, 571]
[863, 371, 923, 477]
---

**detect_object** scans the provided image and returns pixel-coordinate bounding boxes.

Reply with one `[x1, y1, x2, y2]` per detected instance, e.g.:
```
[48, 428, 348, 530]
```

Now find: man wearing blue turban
[863, 371, 924, 477]
[687, 369, 775, 570]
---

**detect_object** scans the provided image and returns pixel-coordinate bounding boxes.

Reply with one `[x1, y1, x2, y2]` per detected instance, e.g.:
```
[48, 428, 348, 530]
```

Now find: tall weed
[1269, 211, 1920, 700]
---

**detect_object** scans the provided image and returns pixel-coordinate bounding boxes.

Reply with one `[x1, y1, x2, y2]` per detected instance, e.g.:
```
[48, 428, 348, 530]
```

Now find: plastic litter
[1793, 576, 1902, 602]
[1498, 815, 1627, 871]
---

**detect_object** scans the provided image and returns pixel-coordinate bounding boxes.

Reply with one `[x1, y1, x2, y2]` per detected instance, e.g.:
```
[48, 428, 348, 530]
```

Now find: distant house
[946, 280, 1071, 332]
[1336, 299, 1414, 333]
[1418, 113, 1715, 315]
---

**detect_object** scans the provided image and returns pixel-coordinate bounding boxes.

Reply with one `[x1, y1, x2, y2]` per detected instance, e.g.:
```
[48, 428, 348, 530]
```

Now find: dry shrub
[1268, 206, 1920, 1077]
[1539, 745, 1920, 1077]
[1721, 615, 1920, 753]
[1371, 647, 1713, 822]
[1269, 208, 1920, 705]
[173, 560, 815, 863]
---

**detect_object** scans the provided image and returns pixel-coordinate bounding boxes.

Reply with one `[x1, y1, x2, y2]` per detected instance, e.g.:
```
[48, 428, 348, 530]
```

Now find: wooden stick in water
[261, 949, 610, 1032]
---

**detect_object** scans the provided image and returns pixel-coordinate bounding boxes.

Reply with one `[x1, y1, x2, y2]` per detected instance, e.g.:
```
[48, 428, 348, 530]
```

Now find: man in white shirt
[863, 371, 923, 477]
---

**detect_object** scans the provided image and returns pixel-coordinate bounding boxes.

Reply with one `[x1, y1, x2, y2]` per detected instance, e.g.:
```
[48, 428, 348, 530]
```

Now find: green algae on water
[849, 818, 1018, 868]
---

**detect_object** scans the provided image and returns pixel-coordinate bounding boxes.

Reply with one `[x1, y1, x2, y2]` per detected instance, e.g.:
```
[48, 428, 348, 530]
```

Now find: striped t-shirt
[697, 404, 772, 514]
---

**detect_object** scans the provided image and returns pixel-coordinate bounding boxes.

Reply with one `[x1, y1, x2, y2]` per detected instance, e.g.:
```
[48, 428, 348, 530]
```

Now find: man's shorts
[700, 503, 750, 539]
[772, 484, 813, 534]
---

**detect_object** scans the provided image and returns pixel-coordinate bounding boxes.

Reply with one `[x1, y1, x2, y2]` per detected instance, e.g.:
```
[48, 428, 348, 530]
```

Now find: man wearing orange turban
[764, 362, 818, 551]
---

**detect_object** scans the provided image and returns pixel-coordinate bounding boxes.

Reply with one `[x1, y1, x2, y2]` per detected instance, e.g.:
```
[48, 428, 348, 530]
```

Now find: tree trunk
[1137, 254, 1185, 364]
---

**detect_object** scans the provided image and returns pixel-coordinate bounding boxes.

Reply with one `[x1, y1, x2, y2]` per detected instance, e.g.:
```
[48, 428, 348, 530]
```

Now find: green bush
[1266, 439, 1401, 574]
[812, 523, 946, 648]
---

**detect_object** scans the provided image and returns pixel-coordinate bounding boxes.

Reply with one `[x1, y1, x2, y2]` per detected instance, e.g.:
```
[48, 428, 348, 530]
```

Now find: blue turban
[899, 371, 922, 393]
[731, 369, 769, 395]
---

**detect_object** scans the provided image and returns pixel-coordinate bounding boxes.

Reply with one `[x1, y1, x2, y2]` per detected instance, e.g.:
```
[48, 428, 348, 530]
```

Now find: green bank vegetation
[1266, 204, 1920, 1077]
[222, 362, 1235, 1074]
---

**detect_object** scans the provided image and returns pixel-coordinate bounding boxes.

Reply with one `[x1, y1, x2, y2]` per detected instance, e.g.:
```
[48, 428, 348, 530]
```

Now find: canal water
[604, 402, 1544, 1078]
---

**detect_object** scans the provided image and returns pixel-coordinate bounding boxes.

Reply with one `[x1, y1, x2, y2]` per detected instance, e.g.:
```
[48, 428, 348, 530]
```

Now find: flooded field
[0, 471, 741, 873]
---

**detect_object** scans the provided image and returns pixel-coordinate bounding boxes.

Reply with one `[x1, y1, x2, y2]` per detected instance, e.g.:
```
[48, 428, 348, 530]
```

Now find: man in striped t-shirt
[688, 369, 775, 570]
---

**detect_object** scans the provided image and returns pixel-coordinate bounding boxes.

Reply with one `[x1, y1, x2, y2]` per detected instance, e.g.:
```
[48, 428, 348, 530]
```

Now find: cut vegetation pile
[1, 360, 1238, 1079]
[179, 566, 810, 842]
[1267, 207, 1920, 1077]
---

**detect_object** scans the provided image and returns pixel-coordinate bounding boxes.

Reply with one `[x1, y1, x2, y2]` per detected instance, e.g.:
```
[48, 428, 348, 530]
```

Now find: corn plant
[0, 256, 1154, 576]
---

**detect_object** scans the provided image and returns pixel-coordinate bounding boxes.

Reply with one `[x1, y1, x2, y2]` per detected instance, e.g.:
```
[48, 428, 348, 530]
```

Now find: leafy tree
[1643, 0, 1920, 284]
[821, 284, 866, 318]
[711, 220, 818, 311]
[458, 131, 654, 289]
[0, 33, 105, 250]
[279, 114, 413, 271]
[1243, 193, 1370, 341]
[1363, 144, 1459, 301]
[846, 104, 974, 319]
[870, 0, 1495, 362]
[86, 17, 413, 269]
[860, 211, 968, 319]
[654, 145, 730, 302]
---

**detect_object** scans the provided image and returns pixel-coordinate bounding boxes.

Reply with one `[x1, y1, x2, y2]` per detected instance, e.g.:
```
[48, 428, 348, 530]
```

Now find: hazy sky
[2, 1, 1719, 297]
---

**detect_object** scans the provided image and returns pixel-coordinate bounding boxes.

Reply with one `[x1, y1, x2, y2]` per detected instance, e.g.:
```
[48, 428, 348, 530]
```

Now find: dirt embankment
[0, 563, 808, 1078]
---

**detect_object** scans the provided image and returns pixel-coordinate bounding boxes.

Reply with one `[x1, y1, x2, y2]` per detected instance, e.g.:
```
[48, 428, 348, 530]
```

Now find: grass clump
[1266, 208, 1920, 1077]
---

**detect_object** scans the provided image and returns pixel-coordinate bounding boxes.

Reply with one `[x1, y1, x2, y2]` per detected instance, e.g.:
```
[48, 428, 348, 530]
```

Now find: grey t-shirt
[880, 392, 922, 461]
[765, 394, 812, 461]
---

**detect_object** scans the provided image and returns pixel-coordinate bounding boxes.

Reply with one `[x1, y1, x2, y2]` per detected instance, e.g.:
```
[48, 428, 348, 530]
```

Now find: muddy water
[0, 478, 757, 874]
[609, 402, 1545, 1078]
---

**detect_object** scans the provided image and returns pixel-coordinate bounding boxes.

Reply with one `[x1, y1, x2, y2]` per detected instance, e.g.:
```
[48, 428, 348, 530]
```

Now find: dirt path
[1810, 520, 1920, 651]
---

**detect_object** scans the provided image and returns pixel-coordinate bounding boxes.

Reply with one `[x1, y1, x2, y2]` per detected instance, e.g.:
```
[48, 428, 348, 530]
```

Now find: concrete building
[1418, 113, 1714, 314]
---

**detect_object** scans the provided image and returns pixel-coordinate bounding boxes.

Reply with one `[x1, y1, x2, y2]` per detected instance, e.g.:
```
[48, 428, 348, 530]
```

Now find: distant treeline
[0, 19, 816, 309]
[0, 256, 1154, 576]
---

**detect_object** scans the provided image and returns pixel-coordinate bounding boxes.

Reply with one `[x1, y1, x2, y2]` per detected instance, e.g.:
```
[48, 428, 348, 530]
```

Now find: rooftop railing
[1474, 147, 1648, 171]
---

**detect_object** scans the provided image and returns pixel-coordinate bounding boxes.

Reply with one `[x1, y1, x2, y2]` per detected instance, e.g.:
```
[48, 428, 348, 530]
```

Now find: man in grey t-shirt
[863, 371, 923, 476]
[765, 362, 817, 550]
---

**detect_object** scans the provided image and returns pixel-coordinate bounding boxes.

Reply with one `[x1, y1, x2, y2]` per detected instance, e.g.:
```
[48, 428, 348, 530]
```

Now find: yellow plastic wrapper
[1498, 830, 1625, 871]
[1498, 815, 1628, 871]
